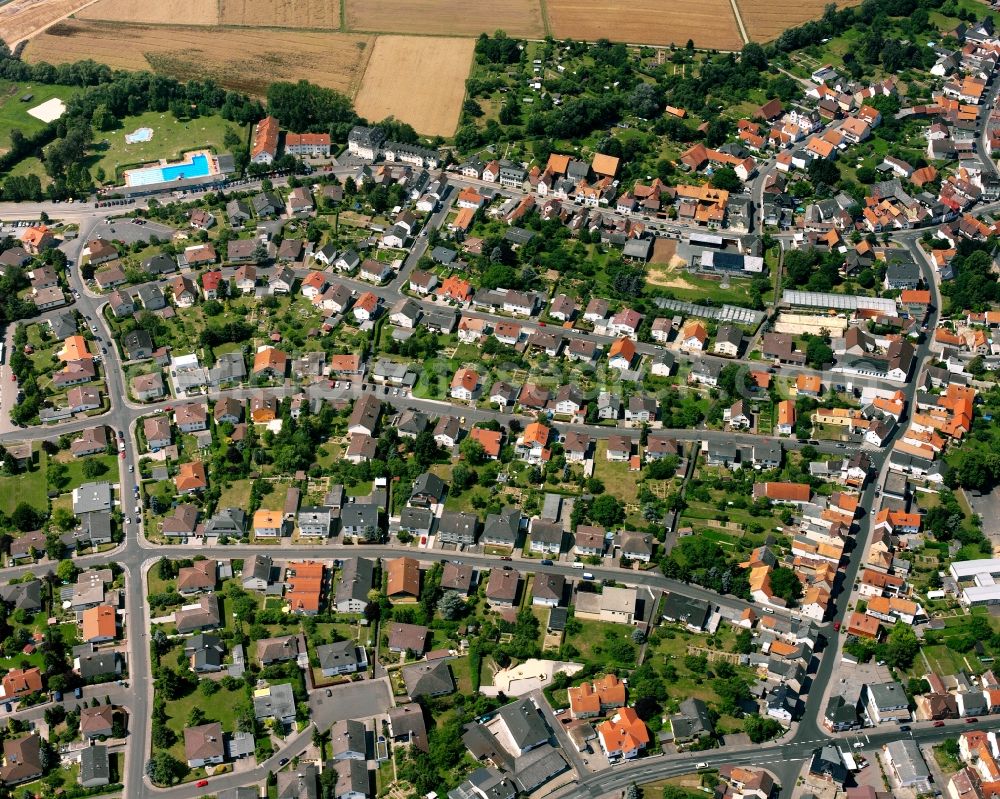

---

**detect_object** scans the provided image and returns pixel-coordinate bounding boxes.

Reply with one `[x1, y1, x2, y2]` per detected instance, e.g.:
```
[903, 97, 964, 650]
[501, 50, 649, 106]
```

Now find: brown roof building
[387, 557, 420, 598]
[387, 623, 429, 654]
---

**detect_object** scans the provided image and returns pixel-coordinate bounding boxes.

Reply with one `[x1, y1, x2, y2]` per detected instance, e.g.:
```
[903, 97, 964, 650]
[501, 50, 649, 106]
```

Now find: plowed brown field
[23, 20, 373, 97]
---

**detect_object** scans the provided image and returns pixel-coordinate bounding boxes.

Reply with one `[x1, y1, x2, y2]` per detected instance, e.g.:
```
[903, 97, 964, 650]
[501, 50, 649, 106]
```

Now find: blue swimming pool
[125, 153, 211, 187]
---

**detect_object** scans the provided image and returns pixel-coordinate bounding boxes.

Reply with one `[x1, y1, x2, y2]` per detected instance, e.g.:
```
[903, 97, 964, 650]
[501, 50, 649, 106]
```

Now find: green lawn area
[592, 441, 638, 502]
[88, 110, 245, 183]
[5, 156, 50, 187]
[0, 80, 83, 149]
[565, 618, 637, 667]
[0, 446, 48, 515]
[163, 682, 245, 764]
[52, 452, 119, 493]
[217, 478, 254, 511]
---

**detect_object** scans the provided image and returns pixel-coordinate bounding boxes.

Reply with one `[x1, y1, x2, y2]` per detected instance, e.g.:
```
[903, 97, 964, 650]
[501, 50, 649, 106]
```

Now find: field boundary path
[538, 0, 552, 38]
[729, 0, 751, 44]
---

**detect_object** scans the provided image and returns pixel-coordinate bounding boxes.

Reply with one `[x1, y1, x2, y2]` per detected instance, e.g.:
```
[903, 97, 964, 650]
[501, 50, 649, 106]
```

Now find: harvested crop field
[345, 0, 544, 38]
[738, 0, 862, 41]
[0, 0, 97, 45]
[547, 0, 744, 50]
[23, 21, 373, 97]
[220, 0, 342, 29]
[78, 0, 220, 25]
[354, 35, 473, 137]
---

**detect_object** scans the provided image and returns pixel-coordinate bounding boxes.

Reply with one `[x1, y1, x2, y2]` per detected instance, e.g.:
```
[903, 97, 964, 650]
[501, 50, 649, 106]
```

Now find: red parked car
[833, 621, 841, 631]
[196, 780, 209, 788]
[934, 721, 945, 727]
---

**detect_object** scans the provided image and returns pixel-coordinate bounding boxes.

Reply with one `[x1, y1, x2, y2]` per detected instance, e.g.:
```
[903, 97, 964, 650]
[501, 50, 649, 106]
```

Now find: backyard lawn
[566, 618, 638, 667]
[0, 446, 47, 514]
[592, 441, 639, 503]
[217, 478, 254, 512]
[52, 452, 119, 493]
[163, 681, 245, 765]
[88, 110, 245, 182]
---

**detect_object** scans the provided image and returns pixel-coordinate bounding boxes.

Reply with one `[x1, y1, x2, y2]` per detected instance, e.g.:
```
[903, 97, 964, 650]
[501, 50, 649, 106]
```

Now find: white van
[571, 562, 585, 569]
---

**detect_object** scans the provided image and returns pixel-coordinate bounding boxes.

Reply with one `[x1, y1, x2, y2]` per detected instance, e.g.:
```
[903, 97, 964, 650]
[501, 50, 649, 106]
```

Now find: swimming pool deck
[123, 149, 220, 188]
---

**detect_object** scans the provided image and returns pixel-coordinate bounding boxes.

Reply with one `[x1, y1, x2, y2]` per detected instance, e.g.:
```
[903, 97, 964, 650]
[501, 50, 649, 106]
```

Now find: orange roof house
[252, 347, 288, 377]
[568, 674, 627, 719]
[301, 271, 327, 294]
[450, 207, 476, 232]
[387, 557, 420, 598]
[752, 482, 810, 504]
[468, 428, 502, 459]
[795, 374, 821, 395]
[568, 681, 601, 718]
[59, 335, 92, 362]
[437, 275, 473, 303]
[251, 115, 279, 162]
[546, 153, 571, 175]
[593, 674, 626, 707]
[591, 152, 620, 178]
[81, 605, 117, 642]
[451, 367, 480, 395]
[777, 399, 796, 430]
[22, 225, 53, 254]
[174, 461, 207, 493]
[285, 560, 324, 615]
[608, 337, 636, 365]
[597, 707, 650, 758]
[1, 667, 42, 699]
[522, 422, 550, 447]
[846, 611, 883, 640]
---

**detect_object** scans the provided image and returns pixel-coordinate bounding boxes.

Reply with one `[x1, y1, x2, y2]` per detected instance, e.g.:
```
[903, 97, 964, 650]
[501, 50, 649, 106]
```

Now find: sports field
[23, 21, 373, 97]
[355, 35, 474, 137]
[345, 0, 544, 37]
[547, 0, 745, 49]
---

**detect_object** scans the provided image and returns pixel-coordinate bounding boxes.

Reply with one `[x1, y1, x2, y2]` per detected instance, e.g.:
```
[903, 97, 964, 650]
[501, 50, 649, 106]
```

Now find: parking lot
[89, 218, 175, 246]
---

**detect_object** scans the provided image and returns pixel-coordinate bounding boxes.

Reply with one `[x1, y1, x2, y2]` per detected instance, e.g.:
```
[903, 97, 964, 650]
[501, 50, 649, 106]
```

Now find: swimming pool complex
[123, 150, 214, 187]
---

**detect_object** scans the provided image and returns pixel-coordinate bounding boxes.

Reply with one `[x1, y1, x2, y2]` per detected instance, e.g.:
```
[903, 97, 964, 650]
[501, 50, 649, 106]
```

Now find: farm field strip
[354, 35, 474, 137]
[546, 0, 745, 50]
[0, 0, 100, 45]
[23, 20, 373, 98]
[736, 0, 864, 42]
[344, 0, 545, 38]
[78, 0, 220, 25]
[219, 0, 342, 29]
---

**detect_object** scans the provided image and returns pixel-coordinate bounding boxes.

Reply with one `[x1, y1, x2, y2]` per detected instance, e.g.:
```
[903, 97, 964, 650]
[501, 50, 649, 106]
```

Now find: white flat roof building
[949, 559, 1000, 606]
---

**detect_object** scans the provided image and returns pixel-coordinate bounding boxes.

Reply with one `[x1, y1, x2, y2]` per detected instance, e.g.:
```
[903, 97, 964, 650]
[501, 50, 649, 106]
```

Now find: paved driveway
[309, 677, 393, 732]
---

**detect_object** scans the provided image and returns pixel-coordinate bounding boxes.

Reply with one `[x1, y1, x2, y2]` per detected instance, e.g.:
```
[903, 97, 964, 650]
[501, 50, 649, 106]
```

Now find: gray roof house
[79, 744, 110, 788]
[317, 640, 368, 677]
[335, 558, 375, 613]
[436, 511, 478, 545]
[497, 698, 550, 756]
[402, 660, 455, 698]
[482, 507, 521, 547]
